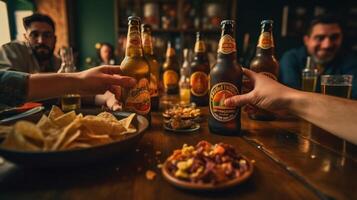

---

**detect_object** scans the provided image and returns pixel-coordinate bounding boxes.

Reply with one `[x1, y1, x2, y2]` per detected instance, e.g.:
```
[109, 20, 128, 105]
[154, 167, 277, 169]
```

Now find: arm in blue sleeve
[279, 51, 302, 90]
[0, 71, 29, 106]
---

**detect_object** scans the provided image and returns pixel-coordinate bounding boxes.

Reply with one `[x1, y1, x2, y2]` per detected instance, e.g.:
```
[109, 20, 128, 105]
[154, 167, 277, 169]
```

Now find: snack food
[0, 106, 137, 151]
[163, 103, 200, 130]
[164, 140, 251, 185]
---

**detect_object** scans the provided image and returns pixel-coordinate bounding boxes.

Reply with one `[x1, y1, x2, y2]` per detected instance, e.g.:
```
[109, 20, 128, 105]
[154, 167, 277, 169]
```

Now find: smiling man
[0, 13, 60, 73]
[279, 14, 357, 99]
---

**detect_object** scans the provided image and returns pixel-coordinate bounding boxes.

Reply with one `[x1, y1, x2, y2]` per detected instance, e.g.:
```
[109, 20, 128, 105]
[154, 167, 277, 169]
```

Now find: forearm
[288, 91, 357, 145]
[27, 73, 80, 101]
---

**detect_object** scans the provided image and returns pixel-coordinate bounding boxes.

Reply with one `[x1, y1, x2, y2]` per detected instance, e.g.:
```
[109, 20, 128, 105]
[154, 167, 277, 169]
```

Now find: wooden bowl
[161, 156, 254, 191]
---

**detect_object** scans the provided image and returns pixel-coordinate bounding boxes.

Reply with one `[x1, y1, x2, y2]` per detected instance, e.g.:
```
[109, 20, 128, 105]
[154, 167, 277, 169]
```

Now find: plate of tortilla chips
[0, 106, 148, 167]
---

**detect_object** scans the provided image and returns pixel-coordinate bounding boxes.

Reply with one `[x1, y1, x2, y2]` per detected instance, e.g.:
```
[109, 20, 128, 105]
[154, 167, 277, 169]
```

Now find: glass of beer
[320, 75, 353, 98]
[321, 74, 353, 166]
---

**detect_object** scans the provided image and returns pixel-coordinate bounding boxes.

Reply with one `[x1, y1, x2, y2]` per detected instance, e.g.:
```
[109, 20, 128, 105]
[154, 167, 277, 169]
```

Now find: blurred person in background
[96, 42, 116, 65]
[0, 13, 60, 73]
[279, 14, 357, 99]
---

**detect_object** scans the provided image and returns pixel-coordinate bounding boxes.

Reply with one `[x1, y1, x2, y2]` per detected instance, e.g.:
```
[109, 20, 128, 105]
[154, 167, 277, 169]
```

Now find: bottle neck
[142, 31, 154, 55]
[256, 25, 275, 55]
[194, 40, 206, 54]
[217, 33, 237, 60]
[126, 24, 143, 57]
[165, 46, 176, 61]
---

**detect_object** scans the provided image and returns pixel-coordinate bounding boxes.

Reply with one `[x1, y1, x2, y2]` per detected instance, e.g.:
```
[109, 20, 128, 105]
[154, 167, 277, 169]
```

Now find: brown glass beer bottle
[120, 16, 151, 121]
[162, 41, 180, 95]
[190, 32, 210, 106]
[141, 24, 160, 111]
[208, 20, 243, 135]
[249, 20, 279, 121]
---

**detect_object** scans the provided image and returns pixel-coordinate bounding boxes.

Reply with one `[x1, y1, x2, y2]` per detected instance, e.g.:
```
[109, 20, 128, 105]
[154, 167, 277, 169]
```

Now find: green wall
[74, 0, 115, 70]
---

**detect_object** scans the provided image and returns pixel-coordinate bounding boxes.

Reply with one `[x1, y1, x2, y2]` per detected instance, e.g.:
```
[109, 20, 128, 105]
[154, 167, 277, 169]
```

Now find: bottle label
[210, 82, 239, 122]
[128, 31, 141, 48]
[149, 73, 158, 97]
[142, 33, 152, 48]
[190, 71, 209, 96]
[194, 41, 206, 53]
[125, 78, 151, 115]
[260, 72, 277, 80]
[218, 35, 236, 54]
[163, 70, 178, 89]
[257, 32, 274, 49]
[166, 48, 175, 57]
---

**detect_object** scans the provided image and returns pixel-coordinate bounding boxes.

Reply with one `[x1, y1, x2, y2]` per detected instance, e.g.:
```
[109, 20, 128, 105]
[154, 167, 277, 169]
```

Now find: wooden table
[0, 106, 356, 200]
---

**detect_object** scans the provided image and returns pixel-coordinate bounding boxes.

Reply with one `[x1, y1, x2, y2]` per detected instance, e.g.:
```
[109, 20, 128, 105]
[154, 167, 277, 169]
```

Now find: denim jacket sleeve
[0, 70, 29, 106]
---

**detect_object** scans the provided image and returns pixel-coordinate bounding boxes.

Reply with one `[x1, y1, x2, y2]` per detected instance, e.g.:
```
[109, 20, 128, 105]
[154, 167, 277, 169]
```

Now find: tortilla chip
[53, 111, 76, 128]
[48, 105, 64, 120]
[97, 112, 117, 121]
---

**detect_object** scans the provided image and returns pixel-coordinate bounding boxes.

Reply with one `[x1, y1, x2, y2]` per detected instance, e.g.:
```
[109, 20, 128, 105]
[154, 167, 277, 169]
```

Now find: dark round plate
[0, 110, 148, 167]
[163, 123, 200, 133]
[161, 156, 254, 190]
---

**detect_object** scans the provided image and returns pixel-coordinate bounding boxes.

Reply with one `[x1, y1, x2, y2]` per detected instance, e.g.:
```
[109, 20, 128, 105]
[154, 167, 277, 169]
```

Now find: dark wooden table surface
[0, 105, 356, 200]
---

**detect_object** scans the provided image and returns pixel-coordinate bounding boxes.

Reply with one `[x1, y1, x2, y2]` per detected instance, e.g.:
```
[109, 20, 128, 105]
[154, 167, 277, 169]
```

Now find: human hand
[76, 65, 136, 95]
[225, 68, 297, 114]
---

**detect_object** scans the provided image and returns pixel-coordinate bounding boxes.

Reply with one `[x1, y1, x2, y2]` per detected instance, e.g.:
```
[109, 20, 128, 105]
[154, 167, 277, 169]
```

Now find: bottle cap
[261, 20, 274, 25]
[128, 16, 141, 22]
[221, 20, 235, 26]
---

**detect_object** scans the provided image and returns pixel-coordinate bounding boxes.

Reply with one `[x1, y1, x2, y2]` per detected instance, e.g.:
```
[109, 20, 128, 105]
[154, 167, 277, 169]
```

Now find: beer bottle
[162, 41, 180, 95]
[179, 48, 191, 103]
[301, 56, 318, 92]
[249, 20, 279, 121]
[141, 24, 160, 111]
[120, 16, 151, 121]
[190, 32, 210, 106]
[208, 20, 243, 135]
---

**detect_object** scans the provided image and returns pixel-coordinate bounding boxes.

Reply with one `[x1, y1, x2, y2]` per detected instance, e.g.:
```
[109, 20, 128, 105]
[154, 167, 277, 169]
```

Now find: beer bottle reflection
[208, 20, 243, 135]
[141, 24, 160, 111]
[120, 16, 151, 122]
[162, 41, 180, 95]
[249, 20, 279, 121]
[190, 32, 210, 106]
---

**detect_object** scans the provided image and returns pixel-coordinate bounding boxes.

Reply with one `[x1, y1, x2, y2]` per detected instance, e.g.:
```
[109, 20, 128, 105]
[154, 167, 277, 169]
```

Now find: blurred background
[1, 0, 356, 70]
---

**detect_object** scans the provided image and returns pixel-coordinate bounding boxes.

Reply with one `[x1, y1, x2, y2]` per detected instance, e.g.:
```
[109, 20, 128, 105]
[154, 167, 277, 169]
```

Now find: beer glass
[321, 75, 353, 98]
[59, 47, 81, 111]
[321, 74, 353, 166]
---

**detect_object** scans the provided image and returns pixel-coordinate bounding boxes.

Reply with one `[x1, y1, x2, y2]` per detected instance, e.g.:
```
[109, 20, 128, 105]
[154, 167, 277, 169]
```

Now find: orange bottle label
[218, 35, 236, 54]
[257, 32, 274, 49]
[142, 33, 151, 47]
[190, 71, 208, 96]
[163, 70, 178, 88]
[210, 82, 239, 122]
[128, 31, 141, 48]
[149, 73, 158, 97]
[125, 78, 151, 115]
[166, 48, 175, 57]
[194, 41, 206, 53]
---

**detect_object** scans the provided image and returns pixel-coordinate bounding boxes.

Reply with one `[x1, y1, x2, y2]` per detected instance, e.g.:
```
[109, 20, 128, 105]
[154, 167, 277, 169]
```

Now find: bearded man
[0, 13, 60, 73]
